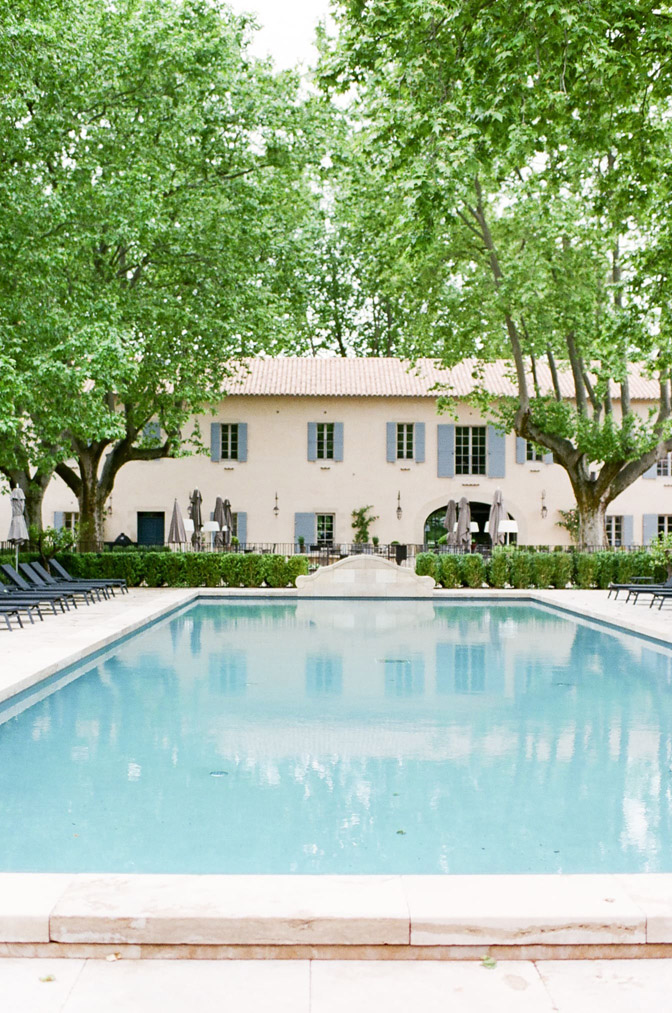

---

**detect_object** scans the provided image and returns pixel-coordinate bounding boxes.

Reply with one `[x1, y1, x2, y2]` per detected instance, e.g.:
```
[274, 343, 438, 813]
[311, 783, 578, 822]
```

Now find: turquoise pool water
[1, 600, 671, 874]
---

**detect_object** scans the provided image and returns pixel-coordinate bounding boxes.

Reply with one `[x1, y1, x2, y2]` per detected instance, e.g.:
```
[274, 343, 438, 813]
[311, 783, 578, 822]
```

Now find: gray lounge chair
[50, 558, 128, 595]
[1, 564, 76, 610]
[28, 561, 108, 601]
[19, 563, 96, 605]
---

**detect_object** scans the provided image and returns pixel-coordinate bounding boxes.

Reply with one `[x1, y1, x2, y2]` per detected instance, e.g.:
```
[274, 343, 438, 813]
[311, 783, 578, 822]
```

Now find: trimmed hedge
[415, 548, 666, 589]
[0, 551, 310, 589]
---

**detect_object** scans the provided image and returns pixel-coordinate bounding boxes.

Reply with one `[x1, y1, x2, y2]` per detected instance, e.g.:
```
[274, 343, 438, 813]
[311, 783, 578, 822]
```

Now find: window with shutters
[64, 512, 79, 532]
[396, 423, 414, 459]
[658, 515, 672, 535]
[220, 424, 239, 460]
[316, 513, 334, 546]
[657, 453, 672, 477]
[455, 426, 486, 475]
[606, 516, 623, 547]
[526, 441, 544, 462]
[316, 423, 334, 459]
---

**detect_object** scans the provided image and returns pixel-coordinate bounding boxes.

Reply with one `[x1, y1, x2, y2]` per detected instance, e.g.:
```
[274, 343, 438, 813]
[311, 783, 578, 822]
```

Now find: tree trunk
[574, 487, 608, 549]
[75, 449, 107, 550]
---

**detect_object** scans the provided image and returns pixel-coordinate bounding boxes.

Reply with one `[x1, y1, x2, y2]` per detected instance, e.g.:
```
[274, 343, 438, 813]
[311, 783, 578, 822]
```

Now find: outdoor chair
[1, 583, 58, 616]
[607, 576, 656, 599]
[50, 558, 128, 595]
[29, 561, 109, 601]
[0, 588, 43, 629]
[0, 603, 31, 631]
[19, 563, 96, 606]
[1, 563, 77, 611]
[625, 577, 672, 605]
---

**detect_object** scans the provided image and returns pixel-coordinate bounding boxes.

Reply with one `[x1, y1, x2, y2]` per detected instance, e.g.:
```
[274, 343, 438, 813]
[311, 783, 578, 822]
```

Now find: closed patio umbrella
[167, 498, 187, 547]
[222, 498, 234, 546]
[188, 489, 203, 550]
[213, 496, 226, 548]
[443, 499, 457, 547]
[488, 488, 506, 547]
[456, 496, 471, 550]
[7, 487, 29, 569]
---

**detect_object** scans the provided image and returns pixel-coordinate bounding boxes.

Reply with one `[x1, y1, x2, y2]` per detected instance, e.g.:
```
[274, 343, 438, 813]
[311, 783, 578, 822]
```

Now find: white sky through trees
[227, 0, 333, 69]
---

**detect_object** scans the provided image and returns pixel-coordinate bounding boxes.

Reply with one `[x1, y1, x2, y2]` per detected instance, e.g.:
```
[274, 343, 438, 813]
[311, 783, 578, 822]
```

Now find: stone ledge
[295, 555, 435, 598]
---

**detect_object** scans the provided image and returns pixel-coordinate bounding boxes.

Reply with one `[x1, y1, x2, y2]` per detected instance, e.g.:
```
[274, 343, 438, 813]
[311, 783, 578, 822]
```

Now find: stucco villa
[2, 357, 672, 549]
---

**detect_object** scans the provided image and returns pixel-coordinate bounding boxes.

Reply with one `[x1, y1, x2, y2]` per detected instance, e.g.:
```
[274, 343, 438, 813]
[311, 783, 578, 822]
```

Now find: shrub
[438, 554, 461, 588]
[220, 553, 242, 587]
[488, 549, 509, 589]
[508, 551, 532, 589]
[460, 553, 485, 588]
[531, 553, 555, 589]
[594, 551, 618, 590]
[263, 554, 291, 588]
[237, 553, 265, 588]
[286, 555, 309, 585]
[142, 552, 166, 587]
[552, 553, 573, 589]
[415, 552, 437, 580]
[575, 553, 599, 589]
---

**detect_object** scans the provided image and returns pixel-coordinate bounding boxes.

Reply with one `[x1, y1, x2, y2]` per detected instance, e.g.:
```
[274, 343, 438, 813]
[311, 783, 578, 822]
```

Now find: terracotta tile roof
[221, 357, 660, 400]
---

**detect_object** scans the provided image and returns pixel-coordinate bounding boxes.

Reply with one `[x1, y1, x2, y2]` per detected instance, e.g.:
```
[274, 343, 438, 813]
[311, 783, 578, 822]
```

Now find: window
[220, 423, 238, 460]
[316, 513, 334, 546]
[317, 422, 334, 460]
[396, 423, 414, 459]
[606, 516, 623, 547]
[526, 441, 544, 462]
[455, 426, 486, 475]
[231, 513, 239, 538]
[657, 453, 672, 477]
[63, 512, 79, 532]
[658, 516, 672, 535]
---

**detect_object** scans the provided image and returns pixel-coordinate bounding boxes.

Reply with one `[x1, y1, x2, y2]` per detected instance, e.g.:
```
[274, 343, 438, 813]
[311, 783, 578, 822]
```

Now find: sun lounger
[19, 563, 96, 605]
[27, 561, 108, 601]
[607, 576, 655, 599]
[1, 584, 58, 616]
[0, 564, 77, 610]
[627, 579, 672, 605]
[0, 600, 42, 630]
[50, 558, 128, 595]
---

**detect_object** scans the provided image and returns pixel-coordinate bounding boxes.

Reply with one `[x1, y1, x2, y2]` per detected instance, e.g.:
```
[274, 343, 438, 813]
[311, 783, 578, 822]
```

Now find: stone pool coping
[2, 586, 672, 959]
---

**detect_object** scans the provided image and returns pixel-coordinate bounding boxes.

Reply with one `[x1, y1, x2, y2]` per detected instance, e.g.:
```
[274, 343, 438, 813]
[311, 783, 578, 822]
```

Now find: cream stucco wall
[2, 394, 672, 545]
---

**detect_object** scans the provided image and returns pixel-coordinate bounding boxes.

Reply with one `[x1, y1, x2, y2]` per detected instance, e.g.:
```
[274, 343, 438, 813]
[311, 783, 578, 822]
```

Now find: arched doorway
[423, 502, 517, 548]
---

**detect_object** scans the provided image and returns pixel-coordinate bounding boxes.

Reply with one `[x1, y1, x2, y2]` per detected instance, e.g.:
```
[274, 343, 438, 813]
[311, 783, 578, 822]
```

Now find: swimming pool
[1, 599, 671, 875]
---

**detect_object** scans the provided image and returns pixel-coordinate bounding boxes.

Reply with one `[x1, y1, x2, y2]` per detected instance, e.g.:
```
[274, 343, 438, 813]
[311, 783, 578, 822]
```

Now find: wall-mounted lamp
[396, 491, 403, 520]
[541, 489, 548, 519]
[273, 492, 279, 517]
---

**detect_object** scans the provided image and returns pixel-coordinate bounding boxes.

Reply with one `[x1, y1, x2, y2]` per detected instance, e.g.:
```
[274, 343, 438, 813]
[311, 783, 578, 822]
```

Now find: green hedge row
[415, 548, 666, 589]
[0, 552, 309, 589]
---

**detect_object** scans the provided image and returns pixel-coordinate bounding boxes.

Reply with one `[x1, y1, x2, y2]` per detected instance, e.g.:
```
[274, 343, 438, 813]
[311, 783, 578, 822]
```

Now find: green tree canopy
[321, 0, 672, 545]
[0, 0, 321, 540]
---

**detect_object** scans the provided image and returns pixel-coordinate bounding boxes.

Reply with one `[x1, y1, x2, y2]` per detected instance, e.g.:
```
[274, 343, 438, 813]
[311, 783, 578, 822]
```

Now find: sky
[226, 0, 334, 70]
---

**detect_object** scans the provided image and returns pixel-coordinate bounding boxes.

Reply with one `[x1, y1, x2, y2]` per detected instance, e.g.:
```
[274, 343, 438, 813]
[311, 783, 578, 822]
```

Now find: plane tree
[0, 0, 318, 542]
[321, 1, 672, 545]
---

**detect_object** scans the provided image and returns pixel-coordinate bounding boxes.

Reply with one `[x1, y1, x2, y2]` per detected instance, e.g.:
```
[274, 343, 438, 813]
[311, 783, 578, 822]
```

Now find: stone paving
[3, 956, 672, 1012]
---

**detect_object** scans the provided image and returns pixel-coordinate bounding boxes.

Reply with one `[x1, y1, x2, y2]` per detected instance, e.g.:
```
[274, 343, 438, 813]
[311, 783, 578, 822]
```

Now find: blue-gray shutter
[643, 461, 658, 479]
[307, 422, 317, 461]
[543, 451, 554, 465]
[294, 512, 316, 548]
[622, 515, 634, 546]
[386, 422, 396, 462]
[53, 511, 65, 531]
[643, 514, 658, 545]
[237, 423, 248, 462]
[414, 422, 425, 463]
[333, 422, 344, 462]
[210, 422, 221, 462]
[437, 424, 455, 478]
[487, 425, 506, 478]
[236, 511, 247, 545]
[515, 437, 526, 464]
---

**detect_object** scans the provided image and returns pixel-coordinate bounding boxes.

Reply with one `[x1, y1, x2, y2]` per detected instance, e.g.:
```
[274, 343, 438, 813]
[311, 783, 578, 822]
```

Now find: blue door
[137, 512, 165, 546]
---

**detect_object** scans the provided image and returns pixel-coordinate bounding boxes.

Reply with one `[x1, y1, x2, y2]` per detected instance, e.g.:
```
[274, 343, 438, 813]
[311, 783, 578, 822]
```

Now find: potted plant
[351, 506, 378, 551]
